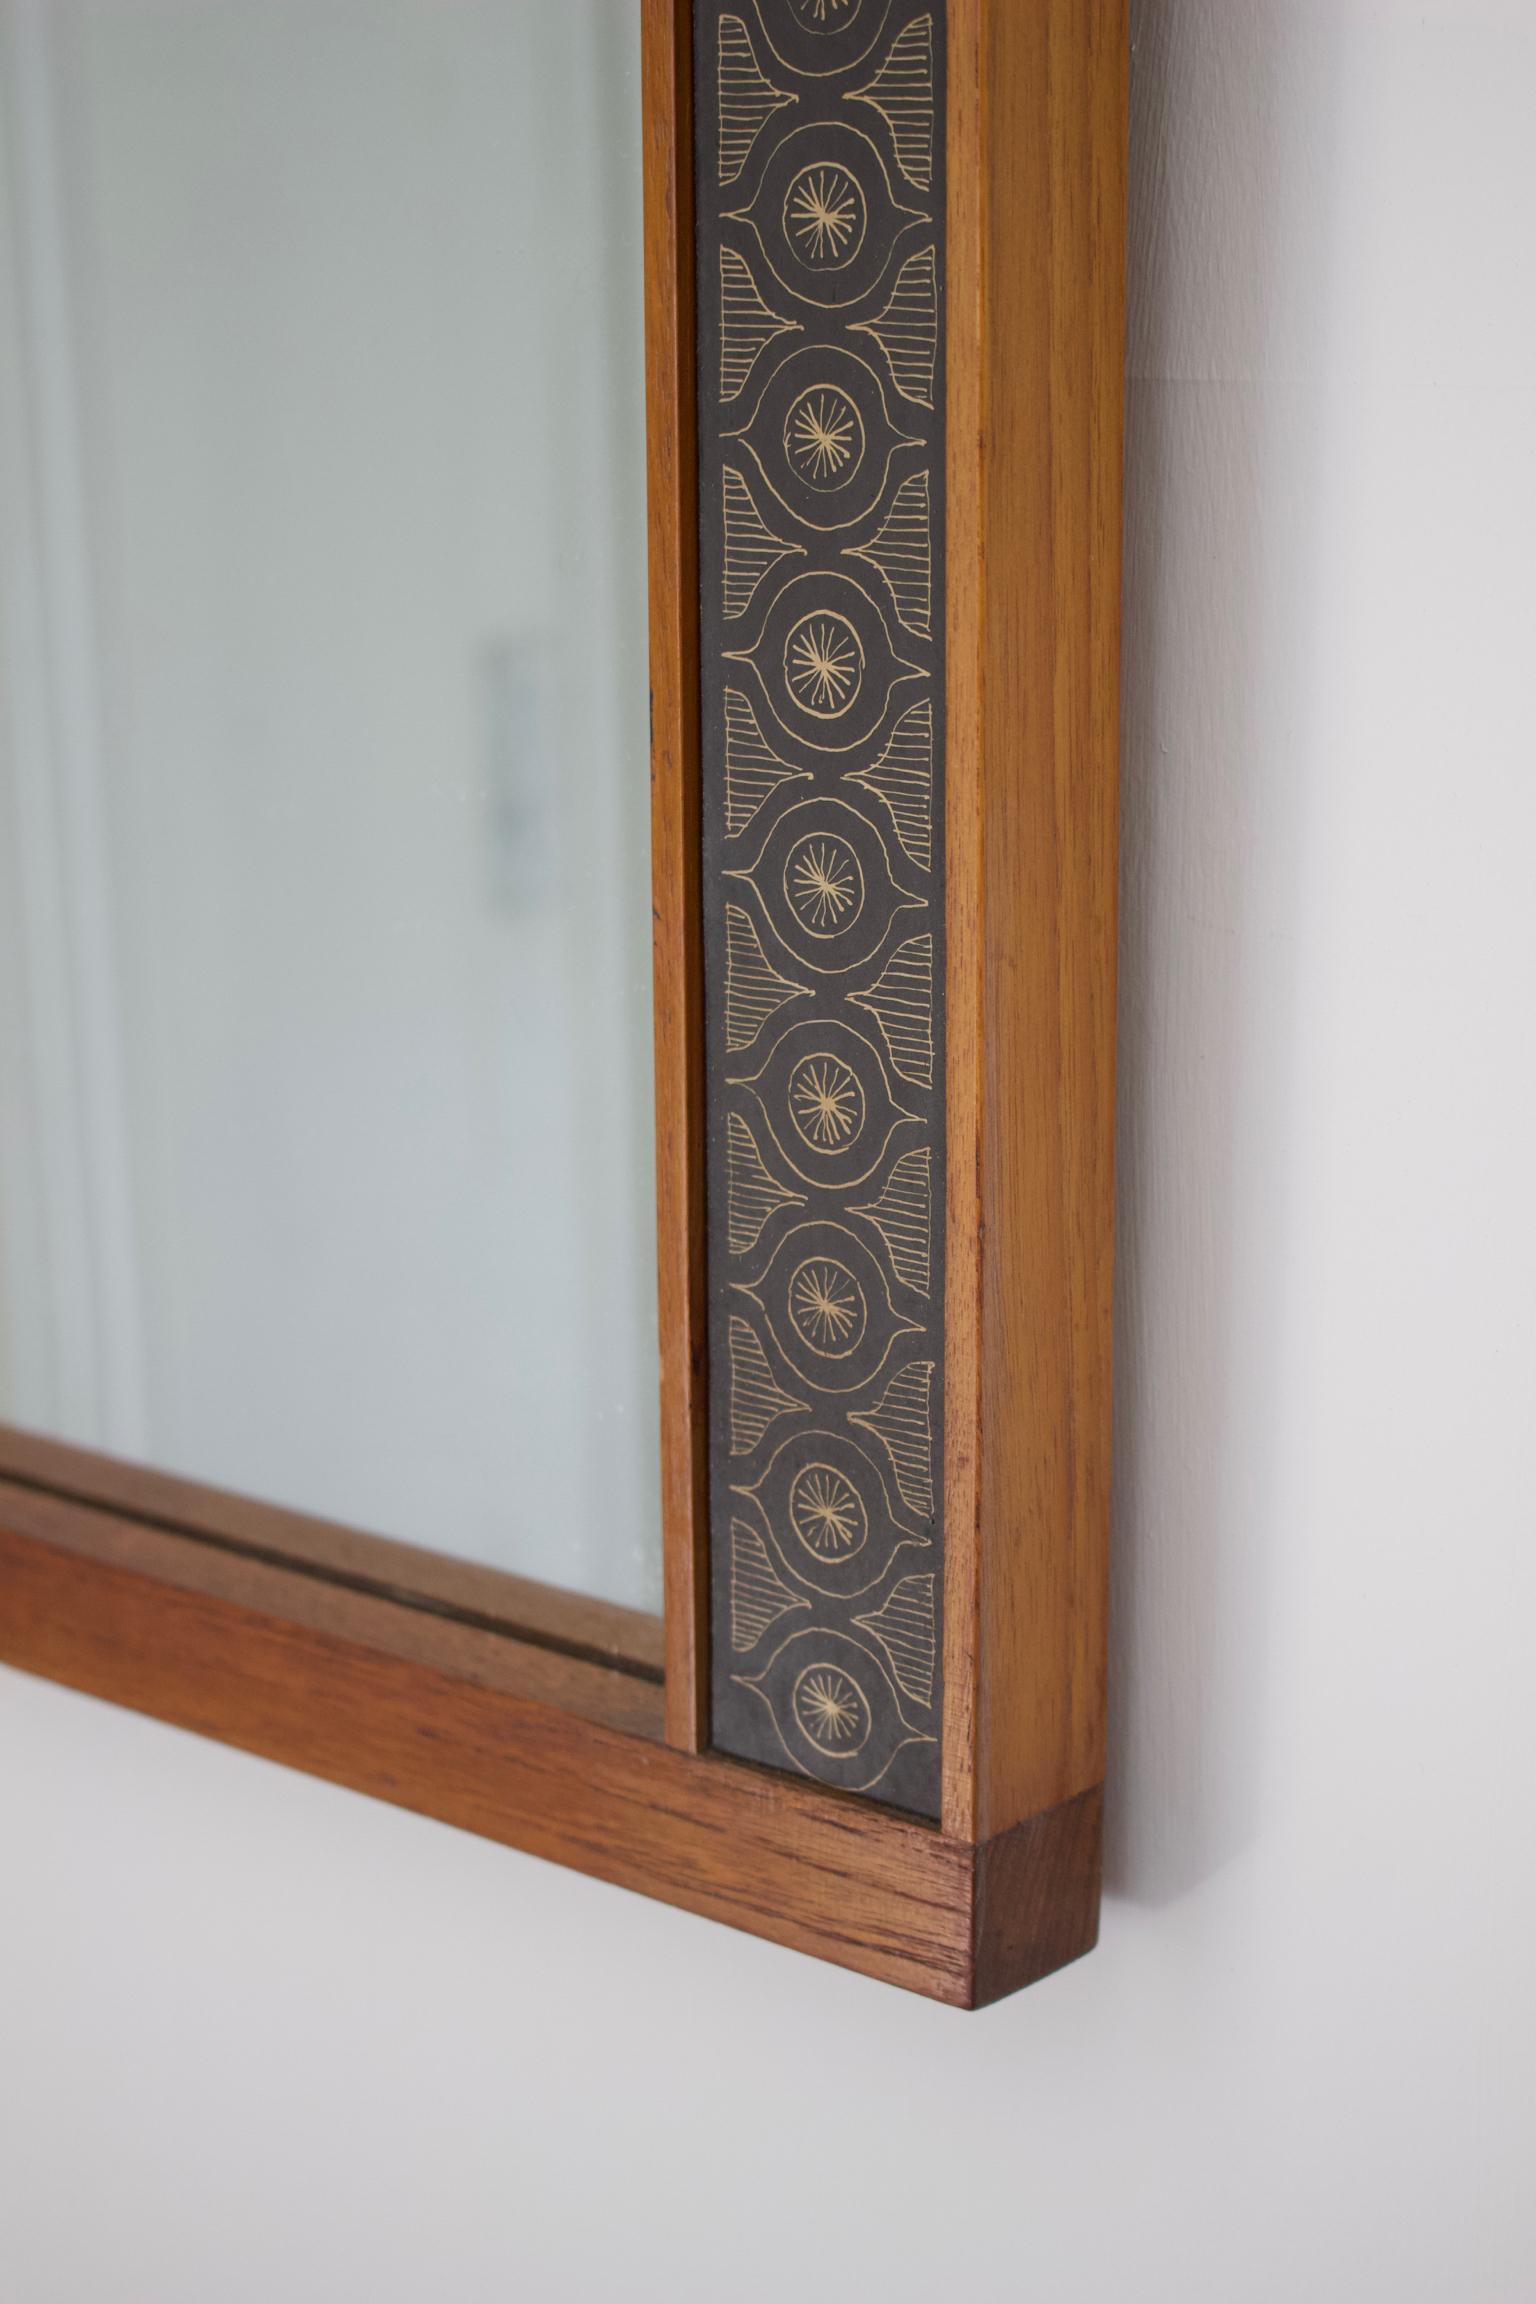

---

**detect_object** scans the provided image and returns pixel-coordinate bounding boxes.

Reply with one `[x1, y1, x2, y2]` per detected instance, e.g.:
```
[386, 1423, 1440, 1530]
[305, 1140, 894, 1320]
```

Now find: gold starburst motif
[785, 387, 862, 486]
[796, 0, 856, 21]
[787, 834, 862, 933]
[789, 1255, 865, 1353]
[785, 164, 864, 266]
[785, 611, 863, 717]
[792, 1662, 871, 1754]
[790, 1462, 868, 1559]
[788, 1053, 864, 1150]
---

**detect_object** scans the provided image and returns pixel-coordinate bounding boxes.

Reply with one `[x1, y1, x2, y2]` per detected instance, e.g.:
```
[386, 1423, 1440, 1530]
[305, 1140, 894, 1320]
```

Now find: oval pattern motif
[725, 795, 920, 973]
[726, 342, 921, 531]
[723, 121, 921, 308]
[724, 570, 920, 755]
[732, 1015, 919, 1191]
[737, 1627, 933, 1796]
[733, 1221, 919, 1394]
[733, 1427, 929, 1598]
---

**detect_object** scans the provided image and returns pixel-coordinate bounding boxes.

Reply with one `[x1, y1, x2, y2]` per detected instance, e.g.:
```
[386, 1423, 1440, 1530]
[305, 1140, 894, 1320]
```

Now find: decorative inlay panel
[695, 0, 945, 1816]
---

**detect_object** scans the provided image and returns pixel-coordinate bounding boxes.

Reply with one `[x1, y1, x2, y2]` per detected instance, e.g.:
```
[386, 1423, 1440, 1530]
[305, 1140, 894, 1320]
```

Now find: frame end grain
[967, 1785, 1104, 2009]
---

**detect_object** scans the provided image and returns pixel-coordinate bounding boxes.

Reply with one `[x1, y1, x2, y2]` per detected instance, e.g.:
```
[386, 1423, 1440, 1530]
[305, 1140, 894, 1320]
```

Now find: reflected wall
[0, 1, 661, 1609]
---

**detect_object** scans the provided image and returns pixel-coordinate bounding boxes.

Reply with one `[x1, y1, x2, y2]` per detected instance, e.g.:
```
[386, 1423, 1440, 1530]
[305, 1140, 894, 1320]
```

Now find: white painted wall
[2, 4, 1534, 2299]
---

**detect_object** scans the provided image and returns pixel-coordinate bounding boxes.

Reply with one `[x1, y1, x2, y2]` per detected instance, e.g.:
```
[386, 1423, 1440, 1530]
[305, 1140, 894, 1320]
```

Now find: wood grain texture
[644, 0, 710, 1749]
[943, 0, 1127, 1840]
[0, 1498, 1095, 2004]
[0, 1422, 663, 1677]
[970, 1784, 1103, 2006]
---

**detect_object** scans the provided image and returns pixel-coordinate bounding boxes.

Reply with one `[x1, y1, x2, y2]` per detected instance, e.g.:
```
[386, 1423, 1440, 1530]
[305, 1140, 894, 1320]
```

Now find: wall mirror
[0, 0, 1127, 2007]
[0, 0, 661, 1614]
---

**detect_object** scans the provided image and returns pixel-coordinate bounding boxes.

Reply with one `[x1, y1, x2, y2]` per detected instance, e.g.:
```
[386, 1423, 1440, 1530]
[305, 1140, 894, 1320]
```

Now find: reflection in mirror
[0, 1, 660, 1609]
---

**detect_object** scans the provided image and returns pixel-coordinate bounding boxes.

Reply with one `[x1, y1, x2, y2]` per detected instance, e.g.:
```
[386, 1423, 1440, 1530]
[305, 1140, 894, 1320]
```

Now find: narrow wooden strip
[974, 0, 1124, 1836]
[941, 0, 987, 1842]
[945, 0, 1126, 1841]
[643, 0, 711, 1747]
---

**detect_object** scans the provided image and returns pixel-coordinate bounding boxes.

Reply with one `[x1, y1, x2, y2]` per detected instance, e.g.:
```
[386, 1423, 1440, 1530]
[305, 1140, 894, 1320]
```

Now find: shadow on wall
[1106, 0, 1344, 1905]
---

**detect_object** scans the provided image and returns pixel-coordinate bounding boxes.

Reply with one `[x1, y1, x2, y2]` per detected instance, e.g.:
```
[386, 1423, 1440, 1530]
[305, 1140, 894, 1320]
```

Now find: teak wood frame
[0, 0, 1126, 2009]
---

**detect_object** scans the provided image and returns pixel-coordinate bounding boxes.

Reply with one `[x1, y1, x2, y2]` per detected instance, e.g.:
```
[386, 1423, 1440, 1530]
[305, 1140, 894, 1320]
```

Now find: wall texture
[3, 4, 1533, 2298]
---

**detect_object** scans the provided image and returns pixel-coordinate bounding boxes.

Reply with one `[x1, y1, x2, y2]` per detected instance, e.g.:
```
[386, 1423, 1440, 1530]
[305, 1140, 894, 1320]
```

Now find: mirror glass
[0, 1, 660, 1611]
